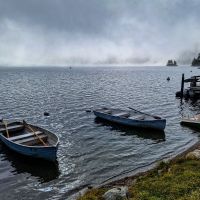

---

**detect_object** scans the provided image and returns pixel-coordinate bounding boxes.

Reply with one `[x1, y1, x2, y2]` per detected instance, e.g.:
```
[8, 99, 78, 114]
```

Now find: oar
[23, 120, 47, 146]
[2, 120, 9, 138]
[128, 107, 161, 119]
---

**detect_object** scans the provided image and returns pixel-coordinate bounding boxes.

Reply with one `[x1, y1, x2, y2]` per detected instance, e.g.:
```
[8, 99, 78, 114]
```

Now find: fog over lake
[0, 0, 200, 66]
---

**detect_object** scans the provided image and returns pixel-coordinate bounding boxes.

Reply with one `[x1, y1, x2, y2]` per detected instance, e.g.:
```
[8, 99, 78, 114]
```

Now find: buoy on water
[44, 112, 50, 116]
[167, 77, 170, 81]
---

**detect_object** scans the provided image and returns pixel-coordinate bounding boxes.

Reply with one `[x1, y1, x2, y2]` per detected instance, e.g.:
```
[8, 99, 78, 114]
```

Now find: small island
[166, 60, 177, 66]
[192, 53, 200, 66]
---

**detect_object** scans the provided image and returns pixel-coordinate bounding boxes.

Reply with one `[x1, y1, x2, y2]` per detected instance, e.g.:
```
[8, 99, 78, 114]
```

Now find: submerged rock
[186, 149, 200, 160]
[103, 186, 128, 200]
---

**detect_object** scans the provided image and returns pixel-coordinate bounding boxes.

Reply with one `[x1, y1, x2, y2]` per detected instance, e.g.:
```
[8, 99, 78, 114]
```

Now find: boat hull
[94, 111, 166, 131]
[0, 134, 58, 161]
[181, 119, 200, 129]
[0, 122, 59, 162]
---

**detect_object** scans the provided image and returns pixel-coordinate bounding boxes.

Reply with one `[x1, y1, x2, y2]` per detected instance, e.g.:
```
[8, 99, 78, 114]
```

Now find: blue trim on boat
[93, 110, 166, 131]
[0, 122, 59, 162]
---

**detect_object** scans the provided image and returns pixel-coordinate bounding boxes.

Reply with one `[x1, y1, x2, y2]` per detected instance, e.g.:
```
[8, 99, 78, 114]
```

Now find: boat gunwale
[0, 122, 59, 149]
[93, 109, 166, 131]
[94, 109, 165, 121]
[181, 119, 200, 124]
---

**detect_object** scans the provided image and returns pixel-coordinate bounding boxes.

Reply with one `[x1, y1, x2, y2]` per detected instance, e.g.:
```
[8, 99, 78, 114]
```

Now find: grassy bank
[78, 157, 200, 200]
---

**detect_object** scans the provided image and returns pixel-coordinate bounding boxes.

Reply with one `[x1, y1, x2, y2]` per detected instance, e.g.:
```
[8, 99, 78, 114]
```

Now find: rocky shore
[78, 140, 200, 200]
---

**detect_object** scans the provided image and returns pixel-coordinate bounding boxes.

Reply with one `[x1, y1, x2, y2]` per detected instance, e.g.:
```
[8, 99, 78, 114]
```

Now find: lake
[0, 66, 200, 199]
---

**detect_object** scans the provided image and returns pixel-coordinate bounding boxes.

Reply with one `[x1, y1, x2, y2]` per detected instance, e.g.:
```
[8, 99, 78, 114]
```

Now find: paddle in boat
[181, 114, 200, 129]
[93, 107, 166, 131]
[0, 120, 59, 162]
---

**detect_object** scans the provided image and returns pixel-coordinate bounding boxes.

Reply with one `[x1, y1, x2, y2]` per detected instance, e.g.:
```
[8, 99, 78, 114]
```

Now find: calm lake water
[0, 66, 200, 199]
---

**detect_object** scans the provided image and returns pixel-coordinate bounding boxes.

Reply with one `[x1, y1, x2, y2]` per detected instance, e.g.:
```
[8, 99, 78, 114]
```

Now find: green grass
[77, 188, 106, 200]
[78, 159, 200, 200]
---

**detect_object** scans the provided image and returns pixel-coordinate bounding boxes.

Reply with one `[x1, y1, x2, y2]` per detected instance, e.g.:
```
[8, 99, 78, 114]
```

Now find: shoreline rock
[103, 187, 128, 200]
[186, 149, 200, 160]
[78, 140, 200, 199]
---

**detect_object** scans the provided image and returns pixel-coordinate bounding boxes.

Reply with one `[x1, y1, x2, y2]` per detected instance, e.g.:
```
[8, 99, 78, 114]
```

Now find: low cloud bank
[0, 0, 200, 66]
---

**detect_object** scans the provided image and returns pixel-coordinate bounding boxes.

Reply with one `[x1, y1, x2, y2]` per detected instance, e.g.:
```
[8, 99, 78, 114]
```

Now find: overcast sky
[0, 0, 200, 66]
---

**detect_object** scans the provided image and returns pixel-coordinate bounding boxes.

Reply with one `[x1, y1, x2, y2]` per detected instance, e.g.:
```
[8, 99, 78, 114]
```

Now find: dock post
[181, 73, 184, 98]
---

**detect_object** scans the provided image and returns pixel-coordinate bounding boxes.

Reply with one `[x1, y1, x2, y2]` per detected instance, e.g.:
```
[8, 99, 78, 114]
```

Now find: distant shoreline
[0, 64, 191, 68]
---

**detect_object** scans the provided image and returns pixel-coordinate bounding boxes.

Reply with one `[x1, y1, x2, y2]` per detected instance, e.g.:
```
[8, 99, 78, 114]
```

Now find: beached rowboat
[93, 108, 166, 131]
[0, 120, 59, 162]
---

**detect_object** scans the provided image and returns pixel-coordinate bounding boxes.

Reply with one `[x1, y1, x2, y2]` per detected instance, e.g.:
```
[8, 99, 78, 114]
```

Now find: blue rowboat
[93, 108, 166, 131]
[0, 121, 59, 162]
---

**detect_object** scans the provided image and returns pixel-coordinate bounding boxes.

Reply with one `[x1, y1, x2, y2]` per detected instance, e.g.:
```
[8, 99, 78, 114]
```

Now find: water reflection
[190, 99, 200, 108]
[178, 98, 200, 118]
[0, 144, 60, 183]
[0, 66, 199, 199]
[94, 118, 165, 141]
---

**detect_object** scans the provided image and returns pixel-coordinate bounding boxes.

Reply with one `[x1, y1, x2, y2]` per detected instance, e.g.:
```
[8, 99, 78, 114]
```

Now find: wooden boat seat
[103, 110, 112, 114]
[129, 115, 145, 120]
[15, 134, 48, 146]
[113, 112, 130, 118]
[135, 115, 145, 120]
[9, 131, 43, 141]
[0, 125, 24, 133]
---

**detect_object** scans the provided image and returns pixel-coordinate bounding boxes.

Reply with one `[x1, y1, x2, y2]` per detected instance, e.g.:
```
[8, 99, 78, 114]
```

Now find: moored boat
[93, 108, 166, 131]
[181, 114, 200, 129]
[0, 120, 59, 162]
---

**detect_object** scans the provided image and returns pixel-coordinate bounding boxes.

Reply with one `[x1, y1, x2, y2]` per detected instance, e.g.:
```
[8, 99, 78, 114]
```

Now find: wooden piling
[181, 73, 184, 98]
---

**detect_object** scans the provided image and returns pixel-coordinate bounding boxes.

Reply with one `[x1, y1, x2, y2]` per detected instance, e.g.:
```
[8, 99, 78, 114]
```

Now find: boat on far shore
[0, 120, 59, 162]
[93, 107, 166, 131]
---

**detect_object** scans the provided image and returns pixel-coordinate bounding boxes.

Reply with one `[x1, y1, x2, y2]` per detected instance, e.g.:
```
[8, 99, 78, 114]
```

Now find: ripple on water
[0, 66, 199, 199]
